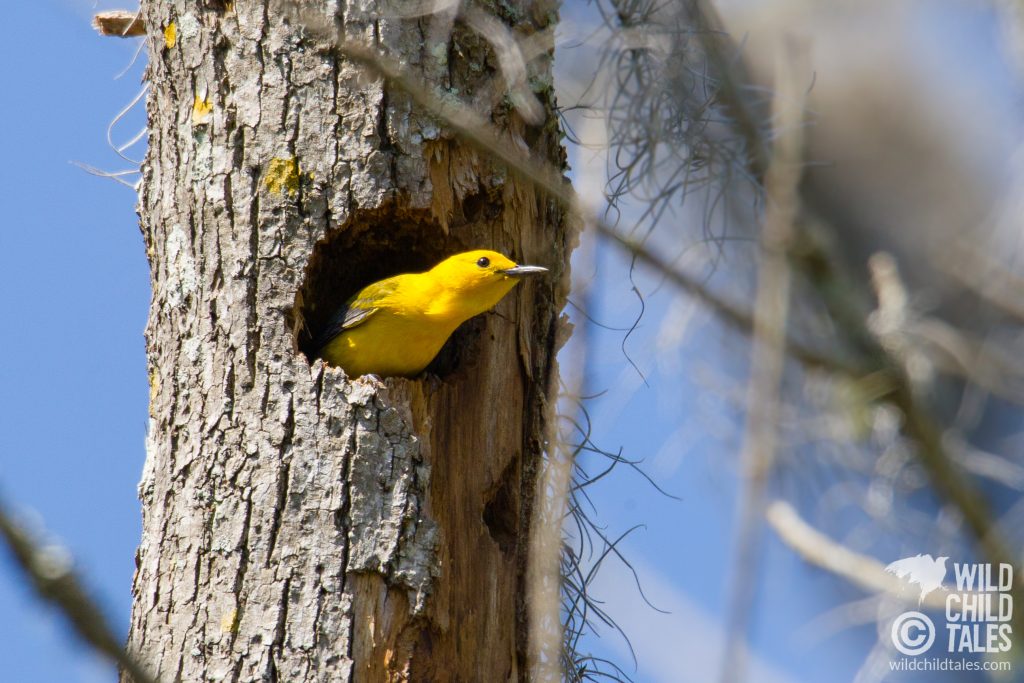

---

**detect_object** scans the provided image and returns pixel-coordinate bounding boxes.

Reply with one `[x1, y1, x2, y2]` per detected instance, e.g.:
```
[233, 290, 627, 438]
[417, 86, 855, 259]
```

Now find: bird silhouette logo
[885, 554, 948, 604]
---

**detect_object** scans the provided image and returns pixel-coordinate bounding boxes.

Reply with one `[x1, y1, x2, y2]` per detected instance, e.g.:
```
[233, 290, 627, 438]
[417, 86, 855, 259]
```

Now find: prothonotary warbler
[314, 249, 548, 378]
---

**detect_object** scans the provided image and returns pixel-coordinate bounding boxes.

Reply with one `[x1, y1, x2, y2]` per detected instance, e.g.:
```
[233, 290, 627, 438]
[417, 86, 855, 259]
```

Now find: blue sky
[1, 2, 1020, 682]
[0, 3, 149, 682]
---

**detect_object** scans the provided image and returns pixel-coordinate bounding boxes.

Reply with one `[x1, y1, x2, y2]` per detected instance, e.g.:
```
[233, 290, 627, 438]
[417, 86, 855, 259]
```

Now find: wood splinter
[92, 10, 147, 37]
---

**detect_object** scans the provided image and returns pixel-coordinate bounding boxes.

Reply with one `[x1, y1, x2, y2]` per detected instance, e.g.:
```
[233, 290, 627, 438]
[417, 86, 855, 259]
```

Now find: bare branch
[0, 495, 158, 683]
[766, 500, 952, 612]
[722, 39, 807, 683]
[936, 239, 1024, 325]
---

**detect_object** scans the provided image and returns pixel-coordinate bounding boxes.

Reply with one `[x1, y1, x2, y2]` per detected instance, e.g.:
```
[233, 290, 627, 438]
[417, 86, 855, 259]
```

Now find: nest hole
[291, 208, 479, 379]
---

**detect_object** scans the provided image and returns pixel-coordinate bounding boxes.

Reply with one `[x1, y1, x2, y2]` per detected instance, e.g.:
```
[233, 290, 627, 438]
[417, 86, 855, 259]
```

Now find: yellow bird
[315, 250, 548, 378]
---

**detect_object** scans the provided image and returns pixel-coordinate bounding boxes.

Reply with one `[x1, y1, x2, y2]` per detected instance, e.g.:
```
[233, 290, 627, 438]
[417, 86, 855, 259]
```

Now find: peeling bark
[128, 1, 570, 681]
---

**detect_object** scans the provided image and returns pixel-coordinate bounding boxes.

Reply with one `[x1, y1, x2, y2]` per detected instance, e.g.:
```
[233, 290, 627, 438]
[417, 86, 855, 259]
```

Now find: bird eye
[476, 256, 490, 268]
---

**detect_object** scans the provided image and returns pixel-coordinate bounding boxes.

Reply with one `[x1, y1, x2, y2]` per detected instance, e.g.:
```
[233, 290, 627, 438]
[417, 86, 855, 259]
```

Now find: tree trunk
[127, 2, 569, 681]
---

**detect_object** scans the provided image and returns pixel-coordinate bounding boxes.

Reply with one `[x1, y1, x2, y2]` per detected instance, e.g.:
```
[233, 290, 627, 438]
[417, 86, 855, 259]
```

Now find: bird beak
[500, 264, 548, 277]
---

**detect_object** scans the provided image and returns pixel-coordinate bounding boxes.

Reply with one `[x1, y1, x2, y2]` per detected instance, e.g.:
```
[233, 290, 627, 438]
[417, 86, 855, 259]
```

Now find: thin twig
[0, 495, 158, 683]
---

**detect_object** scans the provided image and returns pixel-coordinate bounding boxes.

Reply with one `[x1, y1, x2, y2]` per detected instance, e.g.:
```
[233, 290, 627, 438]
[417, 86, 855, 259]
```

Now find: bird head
[430, 249, 547, 319]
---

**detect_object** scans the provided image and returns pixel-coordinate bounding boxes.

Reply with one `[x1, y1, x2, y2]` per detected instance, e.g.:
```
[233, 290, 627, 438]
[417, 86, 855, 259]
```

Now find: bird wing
[313, 277, 401, 352]
[884, 558, 914, 579]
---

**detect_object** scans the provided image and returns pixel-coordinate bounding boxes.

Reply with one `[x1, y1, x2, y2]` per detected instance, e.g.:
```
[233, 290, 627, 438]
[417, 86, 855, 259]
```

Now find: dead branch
[0, 495, 158, 683]
[766, 500, 953, 612]
[722, 39, 807, 683]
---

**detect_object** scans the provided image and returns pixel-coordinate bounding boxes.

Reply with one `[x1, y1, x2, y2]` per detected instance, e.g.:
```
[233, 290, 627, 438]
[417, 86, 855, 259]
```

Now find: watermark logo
[886, 556, 1014, 658]
[946, 563, 1014, 653]
[890, 611, 935, 655]
[885, 554, 947, 604]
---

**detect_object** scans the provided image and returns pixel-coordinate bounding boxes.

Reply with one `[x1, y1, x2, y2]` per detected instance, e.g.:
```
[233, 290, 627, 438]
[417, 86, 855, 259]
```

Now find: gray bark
[128, 1, 569, 681]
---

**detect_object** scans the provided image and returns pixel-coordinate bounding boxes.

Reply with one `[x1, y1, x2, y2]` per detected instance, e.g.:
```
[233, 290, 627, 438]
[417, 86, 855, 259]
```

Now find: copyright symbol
[891, 611, 935, 656]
